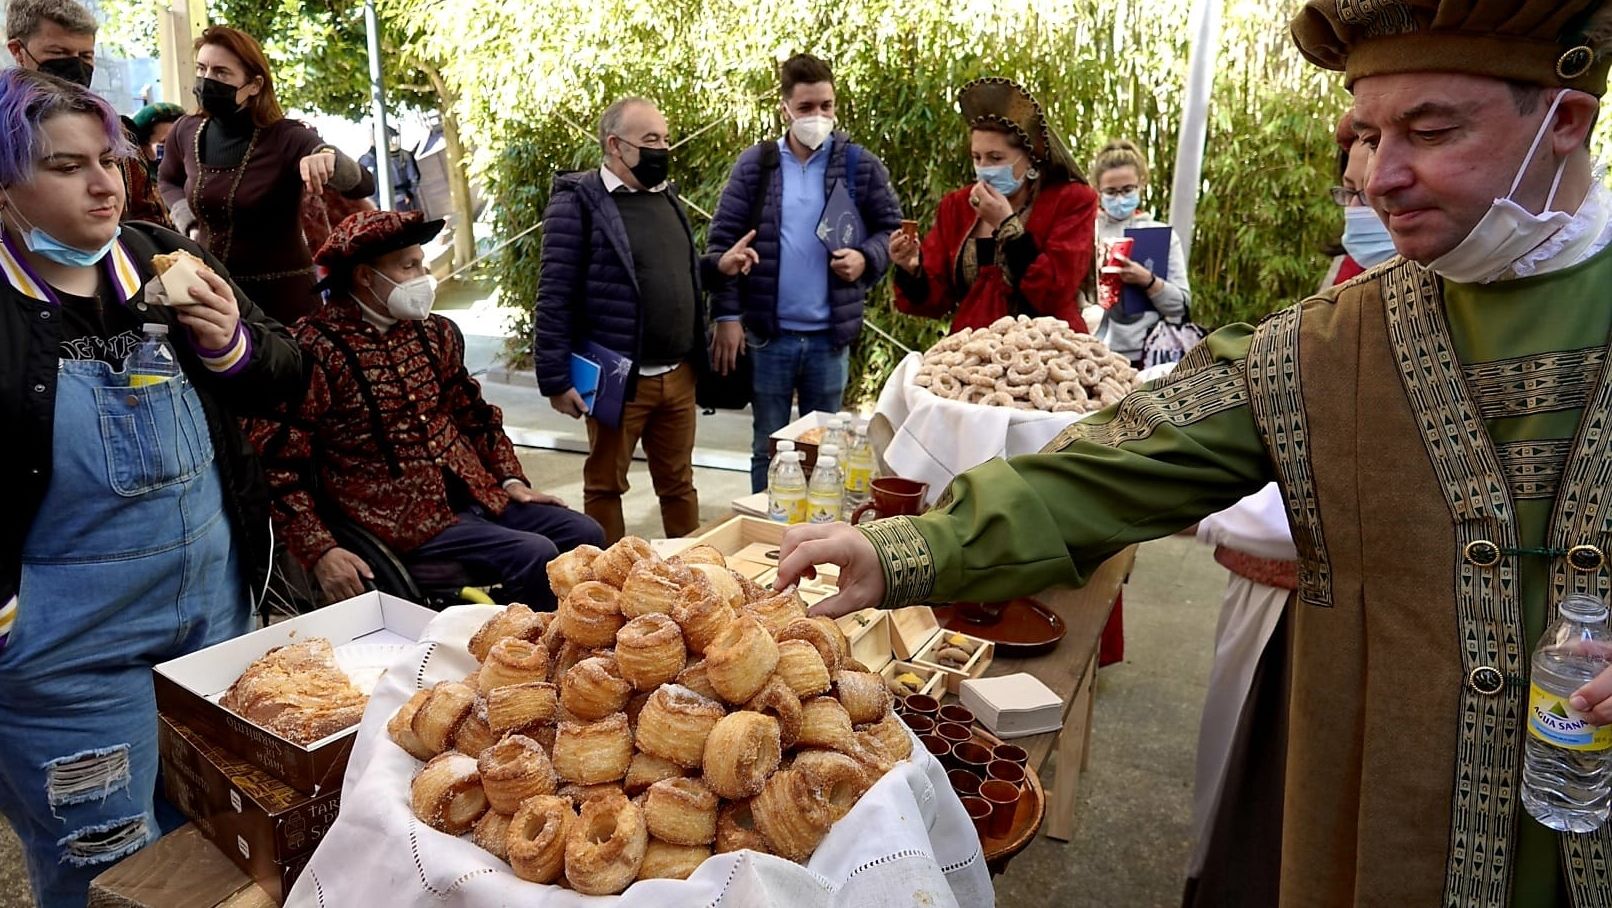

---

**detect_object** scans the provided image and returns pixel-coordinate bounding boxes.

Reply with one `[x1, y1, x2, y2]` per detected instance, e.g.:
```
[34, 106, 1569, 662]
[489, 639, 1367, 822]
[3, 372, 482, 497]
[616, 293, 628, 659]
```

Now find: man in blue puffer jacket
[534, 97, 759, 542]
[706, 53, 905, 492]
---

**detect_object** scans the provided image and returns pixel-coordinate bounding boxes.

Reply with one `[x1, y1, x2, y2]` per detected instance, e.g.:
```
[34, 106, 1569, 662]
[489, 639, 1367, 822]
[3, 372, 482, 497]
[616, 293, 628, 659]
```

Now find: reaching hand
[314, 547, 373, 603]
[774, 523, 889, 618]
[718, 229, 760, 277]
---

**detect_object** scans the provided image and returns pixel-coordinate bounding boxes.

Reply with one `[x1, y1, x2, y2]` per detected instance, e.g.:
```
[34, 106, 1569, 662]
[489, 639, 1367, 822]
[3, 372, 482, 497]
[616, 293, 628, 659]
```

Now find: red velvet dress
[893, 179, 1097, 333]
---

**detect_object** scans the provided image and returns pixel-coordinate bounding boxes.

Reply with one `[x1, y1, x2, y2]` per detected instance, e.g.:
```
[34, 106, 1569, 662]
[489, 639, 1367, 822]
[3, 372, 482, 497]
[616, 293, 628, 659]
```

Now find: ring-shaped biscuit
[615, 613, 687, 690]
[559, 581, 625, 648]
[635, 683, 726, 768]
[705, 613, 780, 704]
[564, 792, 649, 896]
[551, 712, 633, 784]
[506, 794, 575, 884]
[642, 776, 719, 846]
[701, 711, 782, 799]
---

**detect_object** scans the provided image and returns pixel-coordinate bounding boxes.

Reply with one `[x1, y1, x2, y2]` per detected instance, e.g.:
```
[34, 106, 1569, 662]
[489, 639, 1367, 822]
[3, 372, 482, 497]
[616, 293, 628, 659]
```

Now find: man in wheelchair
[251, 210, 604, 609]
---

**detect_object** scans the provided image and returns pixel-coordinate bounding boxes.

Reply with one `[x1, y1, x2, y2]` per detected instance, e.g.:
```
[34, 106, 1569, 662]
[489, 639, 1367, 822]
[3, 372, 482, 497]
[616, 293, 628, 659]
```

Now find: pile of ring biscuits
[913, 315, 1140, 413]
[390, 536, 912, 895]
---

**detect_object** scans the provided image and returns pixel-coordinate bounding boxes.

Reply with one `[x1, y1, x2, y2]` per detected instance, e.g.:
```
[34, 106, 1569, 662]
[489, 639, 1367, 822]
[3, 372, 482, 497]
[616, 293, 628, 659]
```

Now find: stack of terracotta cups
[897, 696, 1030, 840]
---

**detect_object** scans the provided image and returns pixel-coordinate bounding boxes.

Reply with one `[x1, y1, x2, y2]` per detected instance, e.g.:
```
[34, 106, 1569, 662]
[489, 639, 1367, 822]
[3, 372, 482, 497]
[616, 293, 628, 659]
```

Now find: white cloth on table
[871, 354, 1177, 507]
[1186, 483, 1295, 876]
[286, 605, 994, 908]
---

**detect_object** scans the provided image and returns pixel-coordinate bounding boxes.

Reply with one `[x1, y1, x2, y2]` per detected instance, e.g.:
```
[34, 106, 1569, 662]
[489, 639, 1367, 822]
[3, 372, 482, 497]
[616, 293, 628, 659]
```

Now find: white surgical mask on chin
[789, 114, 834, 151]
[374, 271, 437, 320]
[1425, 91, 1575, 284]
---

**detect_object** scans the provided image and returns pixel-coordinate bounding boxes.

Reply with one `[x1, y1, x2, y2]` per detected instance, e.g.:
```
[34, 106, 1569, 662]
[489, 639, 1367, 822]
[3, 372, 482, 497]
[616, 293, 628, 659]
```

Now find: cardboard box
[959, 673, 1065, 739]
[890, 606, 994, 694]
[769, 410, 836, 475]
[835, 608, 945, 699]
[158, 716, 339, 904]
[154, 592, 436, 796]
[664, 515, 840, 585]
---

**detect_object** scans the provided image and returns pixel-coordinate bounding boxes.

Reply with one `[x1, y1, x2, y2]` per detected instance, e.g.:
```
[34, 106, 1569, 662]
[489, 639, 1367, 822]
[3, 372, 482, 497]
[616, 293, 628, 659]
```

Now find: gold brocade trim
[1463, 347, 1604, 420]
[1245, 303, 1333, 607]
[1493, 439, 1571, 501]
[1380, 260, 1523, 908]
[1039, 356, 1245, 454]
[858, 517, 936, 609]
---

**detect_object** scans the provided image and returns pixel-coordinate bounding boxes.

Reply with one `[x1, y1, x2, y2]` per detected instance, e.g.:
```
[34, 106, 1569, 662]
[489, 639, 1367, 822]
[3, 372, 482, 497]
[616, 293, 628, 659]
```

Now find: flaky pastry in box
[890, 607, 993, 694]
[150, 248, 212, 305]
[835, 609, 946, 699]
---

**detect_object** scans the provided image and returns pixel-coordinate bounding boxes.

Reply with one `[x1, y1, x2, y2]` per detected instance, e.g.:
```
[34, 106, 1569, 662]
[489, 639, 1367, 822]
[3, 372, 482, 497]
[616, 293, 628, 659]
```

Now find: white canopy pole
[1169, 0, 1224, 267]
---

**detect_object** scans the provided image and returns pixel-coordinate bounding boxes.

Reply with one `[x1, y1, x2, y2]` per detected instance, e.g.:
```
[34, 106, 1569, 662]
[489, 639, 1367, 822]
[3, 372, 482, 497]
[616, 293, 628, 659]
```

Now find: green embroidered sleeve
[859, 325, 1274, 608]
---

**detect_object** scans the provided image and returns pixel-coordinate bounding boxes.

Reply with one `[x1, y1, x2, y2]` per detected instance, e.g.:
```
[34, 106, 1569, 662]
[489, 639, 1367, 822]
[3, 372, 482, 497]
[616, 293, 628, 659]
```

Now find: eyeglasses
[1329, 186, 1367, 207]
[1100, 185, 1139, 198]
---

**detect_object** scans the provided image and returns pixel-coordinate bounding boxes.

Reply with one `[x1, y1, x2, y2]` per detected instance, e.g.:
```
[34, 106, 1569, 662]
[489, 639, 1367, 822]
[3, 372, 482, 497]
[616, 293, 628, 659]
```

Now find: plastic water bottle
[843, 420, 876, 520]
[124, 322, 181, 388]
[766, 439, 796, 492]
[768, 451, 807, 525]
[1522, 593, 1612, 832]
[822, 417, 849, 461]
[806, 454, 845, 524]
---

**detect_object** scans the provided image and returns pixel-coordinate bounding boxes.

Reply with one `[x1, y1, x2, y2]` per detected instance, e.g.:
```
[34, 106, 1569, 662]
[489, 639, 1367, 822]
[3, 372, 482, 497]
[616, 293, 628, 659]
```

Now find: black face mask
[619, 140, 670, 189]
[194, 77, 244, 119]
[34, 54, 93, 88]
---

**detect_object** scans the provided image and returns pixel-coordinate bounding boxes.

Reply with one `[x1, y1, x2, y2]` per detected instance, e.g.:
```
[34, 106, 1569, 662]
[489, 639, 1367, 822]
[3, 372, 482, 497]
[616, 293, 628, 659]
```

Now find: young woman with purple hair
[0, 67, 300, 907]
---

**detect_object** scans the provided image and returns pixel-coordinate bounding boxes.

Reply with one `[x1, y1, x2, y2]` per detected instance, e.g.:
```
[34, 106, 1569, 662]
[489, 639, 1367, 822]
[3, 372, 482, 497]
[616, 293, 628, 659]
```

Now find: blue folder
[569, 353, 601, 414]
[816, 179, 865, 252]
[1120, 225, 1173, 319]
[579, 341, 633, 430]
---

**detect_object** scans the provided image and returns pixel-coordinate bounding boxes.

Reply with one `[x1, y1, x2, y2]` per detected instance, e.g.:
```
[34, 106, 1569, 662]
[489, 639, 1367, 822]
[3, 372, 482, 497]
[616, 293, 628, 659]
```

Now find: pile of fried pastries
[913, 315, 1141, 413]
[389, 536, 913, 895]
[221, 637, 369, 745]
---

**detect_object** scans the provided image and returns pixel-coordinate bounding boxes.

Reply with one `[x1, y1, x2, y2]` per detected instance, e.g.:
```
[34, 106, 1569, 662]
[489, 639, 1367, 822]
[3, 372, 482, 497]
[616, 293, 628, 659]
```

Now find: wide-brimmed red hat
[314, 209, 443, 290]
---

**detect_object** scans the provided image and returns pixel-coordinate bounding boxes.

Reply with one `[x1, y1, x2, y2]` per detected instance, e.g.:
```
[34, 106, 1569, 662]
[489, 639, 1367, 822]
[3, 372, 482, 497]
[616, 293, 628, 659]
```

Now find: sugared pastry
[832, 670, 893, 725]
[410, 752, 488, 835]
[388, 689, 436, 760]
[218, 638, 368, 744]
[564, 791, 648, 895]
[468, 603, 545, 663]
[751, 768, 834, 862]
[635, 684, 725, 769]
[797, 696, 859, 755]
[791, 749, 874, 820]
[743, 676, 803, 750]
[715, 798, 771, 854]
[688, 563, 745, 611]
[560, 655, 633, 721]
[620, 557, 693, 619]
[701, 711, 781, 800]
[592, 536, 654, 590]
[813, 615, 853, 663]
[451, 710, 499, 759]
[614, 613, 687, 690]
[642, 776, 719, 846]
[506, 795, 575, 884]
[675, 659, 722, 702]
[736, 573, 772, 605]
[675, 543, 726, 568]
[672, 575, 736, 655]
[624, 751, 687, 796]
[854, 712, 914, 769]
[776, 617, 844, 676]
[558, 581, 625, 648]
[558, 781, 626, 807]
[774, 640, 832, 699]
[546, 544, 603, 602]
[551, 639, 597, 681]
[705, 613, 779, 704]
[478, 734, 558, 814]
[743, 587, 807, 637]
[552, 712, 634, 784]
[636, 839, 710, 881]
[478, 637, 550, 694]
[485, 681, 558, 734]
[472, 809, 513, 862]
[410, 680, 476, 756]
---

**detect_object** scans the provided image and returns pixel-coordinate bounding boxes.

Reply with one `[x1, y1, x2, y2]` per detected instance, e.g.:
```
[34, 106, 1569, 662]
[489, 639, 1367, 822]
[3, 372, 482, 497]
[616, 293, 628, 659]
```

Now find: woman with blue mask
[891, 78, 1098, 333]
[1089, 139, 1192, 368]
[0, 68, 301, 907]
[1325, 112, 1396, 286]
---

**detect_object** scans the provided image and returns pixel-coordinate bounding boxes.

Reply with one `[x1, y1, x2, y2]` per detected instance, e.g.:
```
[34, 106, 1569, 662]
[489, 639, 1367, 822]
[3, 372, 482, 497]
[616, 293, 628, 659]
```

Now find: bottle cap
[782, 451, 800, 463]
[836, 410, 853, 421]
[777, 440, 796, 453]
[142, 322, 169, 335]
[820, 444, 840, 458]
[817, 455, 838, 468]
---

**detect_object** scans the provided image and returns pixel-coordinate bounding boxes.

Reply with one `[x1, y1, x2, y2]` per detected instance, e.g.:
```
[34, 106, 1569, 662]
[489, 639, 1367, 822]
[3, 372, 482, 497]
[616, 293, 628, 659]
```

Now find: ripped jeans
[0, 360, 249, 907]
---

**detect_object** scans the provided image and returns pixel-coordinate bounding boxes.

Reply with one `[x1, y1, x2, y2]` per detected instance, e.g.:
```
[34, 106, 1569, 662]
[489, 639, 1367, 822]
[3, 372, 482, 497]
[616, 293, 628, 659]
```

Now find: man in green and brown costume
[778, 2, 1612, 905]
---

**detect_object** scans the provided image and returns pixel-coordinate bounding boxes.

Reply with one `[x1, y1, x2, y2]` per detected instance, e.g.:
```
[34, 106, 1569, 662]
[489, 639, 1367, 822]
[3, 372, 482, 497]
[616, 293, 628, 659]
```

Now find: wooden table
[88, 824, 273, 908]
[982, 545, 1135, 842]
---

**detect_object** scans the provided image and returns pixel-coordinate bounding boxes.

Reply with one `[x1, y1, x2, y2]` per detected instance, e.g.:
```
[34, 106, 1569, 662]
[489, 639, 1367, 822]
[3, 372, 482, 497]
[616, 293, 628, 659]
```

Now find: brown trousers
[583, 364, 700, 543]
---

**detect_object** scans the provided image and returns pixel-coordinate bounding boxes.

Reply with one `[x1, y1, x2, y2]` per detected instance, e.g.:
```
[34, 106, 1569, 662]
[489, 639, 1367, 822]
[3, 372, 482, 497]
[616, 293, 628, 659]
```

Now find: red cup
[980, 779, 1021, 838]
[936, 722, 972, 747]
[961, 795, 992, 839]
[1098, 237, 1135, 311]
[939, 704, 975, 726]
[953, 741, 993, 777]
[988, 759, 1026, 790]
[902, 713, 936, 736]
[920, 734, 950, 762]
[850, 477, 930, 525]
[948, 769, 982, 798]
[904, 694, 941, 718]
[992, 743, 1029, 769]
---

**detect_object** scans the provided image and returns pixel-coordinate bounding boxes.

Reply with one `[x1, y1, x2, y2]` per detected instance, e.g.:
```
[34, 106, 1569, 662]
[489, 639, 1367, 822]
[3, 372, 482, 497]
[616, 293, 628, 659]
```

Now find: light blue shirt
[775, 135, 832, 332]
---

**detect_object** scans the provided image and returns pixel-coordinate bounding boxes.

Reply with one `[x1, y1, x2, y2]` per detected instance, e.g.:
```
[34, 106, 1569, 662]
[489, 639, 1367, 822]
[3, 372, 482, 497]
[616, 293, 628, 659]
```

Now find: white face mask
[374, 271, 436, 320]
[789, 114, 834, 151]
[1424, 90, 1574, 284]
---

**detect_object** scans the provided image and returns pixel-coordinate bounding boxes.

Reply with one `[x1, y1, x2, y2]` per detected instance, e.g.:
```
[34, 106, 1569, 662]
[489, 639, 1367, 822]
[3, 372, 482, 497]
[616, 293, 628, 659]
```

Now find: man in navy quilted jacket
[707, 54, 905, 492]
[534, 98, 759, 543]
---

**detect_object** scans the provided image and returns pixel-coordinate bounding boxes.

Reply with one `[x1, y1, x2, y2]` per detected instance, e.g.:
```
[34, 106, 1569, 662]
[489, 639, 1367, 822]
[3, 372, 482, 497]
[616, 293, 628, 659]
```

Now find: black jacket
[0, 221, 303, 607]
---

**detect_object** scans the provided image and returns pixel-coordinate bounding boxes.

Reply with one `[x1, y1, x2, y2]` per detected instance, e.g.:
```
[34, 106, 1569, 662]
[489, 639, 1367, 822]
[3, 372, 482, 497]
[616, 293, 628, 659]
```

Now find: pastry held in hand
[149, 248, 212, 306]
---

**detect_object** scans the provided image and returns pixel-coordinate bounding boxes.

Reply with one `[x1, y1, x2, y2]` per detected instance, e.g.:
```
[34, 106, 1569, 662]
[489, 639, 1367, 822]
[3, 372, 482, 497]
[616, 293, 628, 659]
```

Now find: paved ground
[0, 282, 1230, 906]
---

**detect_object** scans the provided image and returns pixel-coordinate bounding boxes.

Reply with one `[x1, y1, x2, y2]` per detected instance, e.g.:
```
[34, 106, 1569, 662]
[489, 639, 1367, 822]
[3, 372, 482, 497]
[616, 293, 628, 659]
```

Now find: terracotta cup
[953, 741, 993, 777]
[936, 722, 972, 746]
[903, 694, 941, 719]
[992, 743, 1029, 769]
[902, 713, 936, 736]
[961, 795, 992, 839]
[980, 779, 1021, 838]
[939, 704, 976, 726]
[988, 759, 1026, 791]
[920, 735, 951, 762]
[850, 477, 930, 525]
[947, 769, 982, 798]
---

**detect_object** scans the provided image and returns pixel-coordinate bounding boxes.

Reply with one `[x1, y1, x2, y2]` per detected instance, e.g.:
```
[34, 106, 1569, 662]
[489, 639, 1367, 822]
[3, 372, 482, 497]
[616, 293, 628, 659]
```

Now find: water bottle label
[1528, 683, 1612, 751]
[128, 373, 175, 389]
[807, 500, 839, 524]
[845, 466, 872, 493]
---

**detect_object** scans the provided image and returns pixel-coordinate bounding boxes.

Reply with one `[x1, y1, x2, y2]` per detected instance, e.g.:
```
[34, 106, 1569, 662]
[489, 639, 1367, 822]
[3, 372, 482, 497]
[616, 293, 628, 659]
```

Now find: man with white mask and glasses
[775, 2, 1612, 905]
[251, 210, 603, 609]
[707, 53, 905, 493]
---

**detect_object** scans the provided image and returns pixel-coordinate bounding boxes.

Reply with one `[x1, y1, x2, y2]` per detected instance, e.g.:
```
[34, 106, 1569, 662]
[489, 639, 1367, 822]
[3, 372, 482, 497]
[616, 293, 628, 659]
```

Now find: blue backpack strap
[844, 142, 860, 205]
